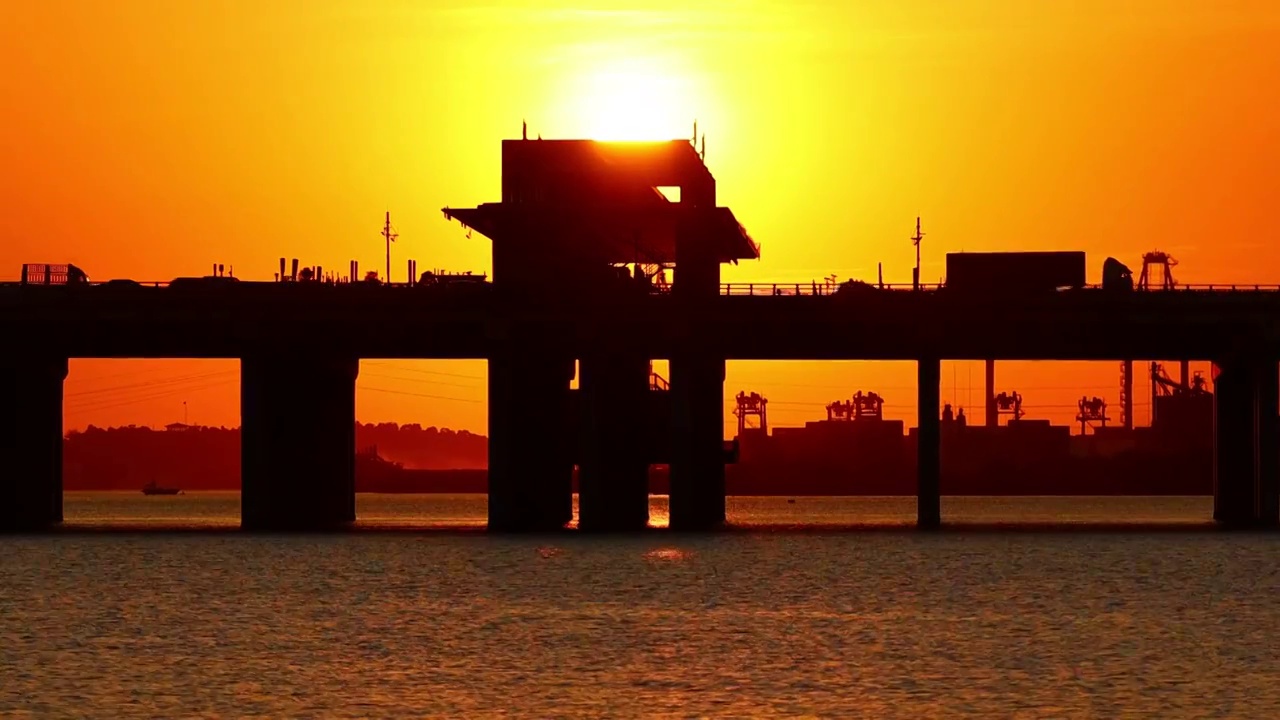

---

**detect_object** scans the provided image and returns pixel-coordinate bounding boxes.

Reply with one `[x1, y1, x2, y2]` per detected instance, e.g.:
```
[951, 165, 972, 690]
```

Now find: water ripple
[1, 496, 1278, 717]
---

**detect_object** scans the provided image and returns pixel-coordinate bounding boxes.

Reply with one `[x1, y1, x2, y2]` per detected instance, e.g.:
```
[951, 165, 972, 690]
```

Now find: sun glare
[572, 61, 694, 141]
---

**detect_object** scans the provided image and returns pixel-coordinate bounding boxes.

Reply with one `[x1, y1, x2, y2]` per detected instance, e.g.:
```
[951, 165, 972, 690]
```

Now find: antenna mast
[911, 217, 924, 291]
[382, 211, 398, 284]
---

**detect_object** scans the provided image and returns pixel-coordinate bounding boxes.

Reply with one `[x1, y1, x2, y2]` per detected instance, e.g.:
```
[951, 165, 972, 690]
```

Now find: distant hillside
[63, 422, 487, 490]
[354, 422, 486, 470]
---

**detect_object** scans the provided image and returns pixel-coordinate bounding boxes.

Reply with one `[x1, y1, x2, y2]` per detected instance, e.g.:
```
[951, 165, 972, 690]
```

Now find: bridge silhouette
[3, 137, 1278, 531]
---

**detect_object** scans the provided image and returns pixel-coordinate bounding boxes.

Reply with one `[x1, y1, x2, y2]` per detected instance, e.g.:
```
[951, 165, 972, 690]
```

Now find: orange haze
[4, 1, 1278, 435]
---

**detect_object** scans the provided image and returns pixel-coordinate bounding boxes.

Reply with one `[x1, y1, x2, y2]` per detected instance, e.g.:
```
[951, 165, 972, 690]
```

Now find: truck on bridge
[20, 263, 88, 285]
[945, 251, 1086, 294]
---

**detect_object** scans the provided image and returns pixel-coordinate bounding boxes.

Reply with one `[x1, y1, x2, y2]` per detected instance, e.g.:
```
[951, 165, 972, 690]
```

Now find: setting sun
[569, 59, 699, 141]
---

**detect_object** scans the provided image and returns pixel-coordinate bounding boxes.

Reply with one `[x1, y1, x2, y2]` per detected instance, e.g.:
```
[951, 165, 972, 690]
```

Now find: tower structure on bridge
[1138, 250, 1177, 290]
[1116, 251, 1182, 430]
[444, 135, 759, 531]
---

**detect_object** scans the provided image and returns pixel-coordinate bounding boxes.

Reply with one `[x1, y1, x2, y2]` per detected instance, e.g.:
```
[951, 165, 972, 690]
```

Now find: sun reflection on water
[643, 547, 691, 562]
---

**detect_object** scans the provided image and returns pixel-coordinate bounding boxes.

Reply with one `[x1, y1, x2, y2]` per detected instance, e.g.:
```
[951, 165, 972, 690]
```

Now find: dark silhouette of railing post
[1212, 355, 1279, 526]
[0, 356, 67, 531]
[578, 346, 651, 531]
[240, 355, 358, 530]
[917, 357, 942, 528]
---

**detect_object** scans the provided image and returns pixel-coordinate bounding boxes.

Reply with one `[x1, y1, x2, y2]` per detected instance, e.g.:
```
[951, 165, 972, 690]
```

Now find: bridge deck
[4, 283, 1280, 361]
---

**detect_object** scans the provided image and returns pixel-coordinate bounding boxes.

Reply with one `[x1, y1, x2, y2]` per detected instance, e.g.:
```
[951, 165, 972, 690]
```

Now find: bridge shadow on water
[30, 492, 1255, 535]
[29, 519, 1248, 536]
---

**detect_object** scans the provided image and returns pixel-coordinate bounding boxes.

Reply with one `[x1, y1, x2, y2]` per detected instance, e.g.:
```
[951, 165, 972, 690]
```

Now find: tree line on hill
[64, 422, 487, 490]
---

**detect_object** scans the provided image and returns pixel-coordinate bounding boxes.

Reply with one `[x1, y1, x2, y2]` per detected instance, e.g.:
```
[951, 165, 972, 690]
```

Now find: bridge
[3, 136, 1279, 532]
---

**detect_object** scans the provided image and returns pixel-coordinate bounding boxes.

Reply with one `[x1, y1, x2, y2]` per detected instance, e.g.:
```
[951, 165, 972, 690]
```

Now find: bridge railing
[1176, 284, 1280, 291]
[711, 282, 1280, 296]
[6, 279, 1280, 293]
[715, 282, 937, 296]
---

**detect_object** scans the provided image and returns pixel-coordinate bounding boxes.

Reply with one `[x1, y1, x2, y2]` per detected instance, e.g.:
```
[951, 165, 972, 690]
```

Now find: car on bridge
[834, 279, 880, 296]
[168, 276, 241, 290]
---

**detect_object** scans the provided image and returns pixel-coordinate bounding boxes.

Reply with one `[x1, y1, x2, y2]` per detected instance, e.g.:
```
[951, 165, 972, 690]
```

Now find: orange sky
[4, 1, 1278, 435]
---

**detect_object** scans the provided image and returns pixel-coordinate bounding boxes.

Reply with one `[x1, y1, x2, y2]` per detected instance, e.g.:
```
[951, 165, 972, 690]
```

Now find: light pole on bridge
[382, 211, 398, 284]
[911, 216, 924, 291]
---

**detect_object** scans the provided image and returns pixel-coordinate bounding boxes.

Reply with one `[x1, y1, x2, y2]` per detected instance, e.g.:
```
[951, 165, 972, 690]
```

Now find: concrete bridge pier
[668, 354, 726, 531]
[1212, 357, 1279, 526]
[240, 355, 358, 531]
[577, 352, 651, 531]
[1258, 362, 1280, 526]
[917, 357, 942, 529]
[487, 352, 575, 531]
[0, 357, 68, 531]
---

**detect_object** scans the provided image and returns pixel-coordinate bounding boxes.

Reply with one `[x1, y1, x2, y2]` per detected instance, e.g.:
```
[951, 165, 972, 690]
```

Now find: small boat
[141, 480, 181, 496]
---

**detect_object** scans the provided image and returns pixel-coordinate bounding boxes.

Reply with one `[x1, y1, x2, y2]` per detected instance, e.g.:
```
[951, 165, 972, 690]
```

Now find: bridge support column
[1212, 357, 1279, 526]
[918, 358, 941, 529]
[487, 351, 574, 531]
[669, 354, 726, 531]
[578, 352, 650, 531]
[0, 357, 68, 531]
[241, 355, 358, 531]
[1257, 362, 1279, 526]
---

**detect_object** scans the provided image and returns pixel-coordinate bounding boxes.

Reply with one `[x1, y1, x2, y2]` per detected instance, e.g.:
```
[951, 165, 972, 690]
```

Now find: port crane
[994, 391, 1025, 423]
[1076, 396, 1109, 434]
[824, 392, 885, 420]
[826, 399, 854, 421]
[826, 391, 885, 422]
[853, 391, 884, 420]
[734, 391, 768, 434]
[1150, 362, 1207, 397]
